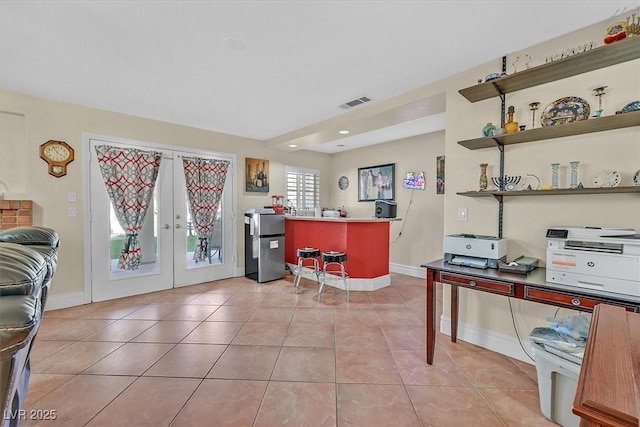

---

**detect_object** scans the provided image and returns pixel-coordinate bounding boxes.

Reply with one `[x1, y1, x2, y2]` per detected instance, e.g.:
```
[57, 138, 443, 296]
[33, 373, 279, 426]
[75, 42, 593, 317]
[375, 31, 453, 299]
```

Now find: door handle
[163, 224, 171, 229]
[175, 224, 183, 229]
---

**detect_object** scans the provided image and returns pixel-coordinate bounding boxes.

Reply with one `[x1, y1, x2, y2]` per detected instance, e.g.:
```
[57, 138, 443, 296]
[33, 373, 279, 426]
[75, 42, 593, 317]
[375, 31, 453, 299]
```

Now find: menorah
[492, 175, 522, 191]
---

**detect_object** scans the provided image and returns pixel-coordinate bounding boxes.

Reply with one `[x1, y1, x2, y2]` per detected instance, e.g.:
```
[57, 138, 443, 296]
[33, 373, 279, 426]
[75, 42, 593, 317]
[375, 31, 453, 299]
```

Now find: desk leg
[425, 268, 436, 365]
[451, 286, 458, 343]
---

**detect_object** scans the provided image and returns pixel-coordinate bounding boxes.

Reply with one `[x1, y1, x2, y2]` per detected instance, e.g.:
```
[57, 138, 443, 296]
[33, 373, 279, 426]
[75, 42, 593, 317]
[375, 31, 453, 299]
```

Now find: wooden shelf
[459, 110, 640, 149]
[459, 37, 640, 103]
[457, 186, 640, 198]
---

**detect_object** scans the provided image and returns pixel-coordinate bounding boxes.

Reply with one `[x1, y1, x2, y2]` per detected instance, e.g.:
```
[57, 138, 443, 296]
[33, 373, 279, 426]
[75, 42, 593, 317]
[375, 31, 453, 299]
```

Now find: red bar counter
[285, 216, 396, 291]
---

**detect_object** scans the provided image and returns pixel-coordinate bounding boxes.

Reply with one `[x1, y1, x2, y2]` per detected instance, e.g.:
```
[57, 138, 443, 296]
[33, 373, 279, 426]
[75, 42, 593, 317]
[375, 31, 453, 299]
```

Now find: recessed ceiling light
[338, 130, 350, 135]
[288, 144, 298, 148]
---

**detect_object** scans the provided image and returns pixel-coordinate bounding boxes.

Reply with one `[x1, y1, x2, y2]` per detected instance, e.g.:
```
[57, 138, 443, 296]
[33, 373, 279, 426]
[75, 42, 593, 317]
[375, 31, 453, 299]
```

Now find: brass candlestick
[593, 86, 607, 117]
[529, 102, 540, 129]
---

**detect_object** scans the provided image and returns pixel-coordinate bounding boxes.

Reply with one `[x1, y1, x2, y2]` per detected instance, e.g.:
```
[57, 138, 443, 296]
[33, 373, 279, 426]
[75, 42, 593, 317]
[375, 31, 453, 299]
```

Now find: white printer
[444, 234, 508, 269]
[546, 226, 640, 297]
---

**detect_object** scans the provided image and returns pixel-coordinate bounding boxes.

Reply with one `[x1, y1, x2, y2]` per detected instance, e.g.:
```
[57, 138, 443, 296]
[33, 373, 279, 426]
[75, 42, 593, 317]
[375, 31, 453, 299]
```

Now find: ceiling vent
[339, 96, 371, 110]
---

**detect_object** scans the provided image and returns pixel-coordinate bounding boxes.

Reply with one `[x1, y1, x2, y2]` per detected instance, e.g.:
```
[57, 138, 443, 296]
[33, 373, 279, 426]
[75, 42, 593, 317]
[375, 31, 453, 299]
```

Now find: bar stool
[293, 247, 321, 293]
[319, 251, 349, 301]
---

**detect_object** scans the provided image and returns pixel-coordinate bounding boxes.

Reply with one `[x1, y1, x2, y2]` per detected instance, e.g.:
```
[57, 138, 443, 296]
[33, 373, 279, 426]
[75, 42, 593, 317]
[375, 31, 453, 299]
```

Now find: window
[285, 166, 320, 212]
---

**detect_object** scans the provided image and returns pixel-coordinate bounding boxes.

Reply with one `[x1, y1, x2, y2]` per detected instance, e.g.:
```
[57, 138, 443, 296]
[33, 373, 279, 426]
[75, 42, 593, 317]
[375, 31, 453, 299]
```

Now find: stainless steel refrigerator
[244, 212, 285, 282]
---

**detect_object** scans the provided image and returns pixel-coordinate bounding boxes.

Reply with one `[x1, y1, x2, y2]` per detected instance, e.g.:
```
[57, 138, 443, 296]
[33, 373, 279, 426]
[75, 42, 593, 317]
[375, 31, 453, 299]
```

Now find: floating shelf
[459, 37, 640, 103]
[458, 111, 640, 150]
[457, 186, 640, 198]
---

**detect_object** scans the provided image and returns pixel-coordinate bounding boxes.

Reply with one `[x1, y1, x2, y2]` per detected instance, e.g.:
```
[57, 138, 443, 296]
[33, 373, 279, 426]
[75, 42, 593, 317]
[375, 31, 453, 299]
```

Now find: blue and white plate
[541, 96, 590, 127]
[621, 101, 640, 113]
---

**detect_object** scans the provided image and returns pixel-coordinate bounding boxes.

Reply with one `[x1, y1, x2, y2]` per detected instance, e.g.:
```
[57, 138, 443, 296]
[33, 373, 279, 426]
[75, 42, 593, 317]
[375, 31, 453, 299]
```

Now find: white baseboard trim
[45, 291, 91, 311]
[390, 263, 425, 279]
[285, 262, 390, 291]
[440, 315, 535, 365]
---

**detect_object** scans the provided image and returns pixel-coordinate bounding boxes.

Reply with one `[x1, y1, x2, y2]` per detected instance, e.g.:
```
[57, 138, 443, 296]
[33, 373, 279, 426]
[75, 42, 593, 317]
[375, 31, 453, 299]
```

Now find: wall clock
[40, 140, 74, 177]
[338, 176, 349, 190]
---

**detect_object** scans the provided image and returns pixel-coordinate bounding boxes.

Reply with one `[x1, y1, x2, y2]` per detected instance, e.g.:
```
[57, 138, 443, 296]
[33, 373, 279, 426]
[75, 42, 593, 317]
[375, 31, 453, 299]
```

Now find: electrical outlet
[458, 208, 468, 221]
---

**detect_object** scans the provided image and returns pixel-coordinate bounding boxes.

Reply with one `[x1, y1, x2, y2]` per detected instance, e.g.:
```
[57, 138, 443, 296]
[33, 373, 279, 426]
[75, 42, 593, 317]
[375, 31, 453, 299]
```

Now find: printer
[546, 226, 640, 297]
[444, 234, 508, 269]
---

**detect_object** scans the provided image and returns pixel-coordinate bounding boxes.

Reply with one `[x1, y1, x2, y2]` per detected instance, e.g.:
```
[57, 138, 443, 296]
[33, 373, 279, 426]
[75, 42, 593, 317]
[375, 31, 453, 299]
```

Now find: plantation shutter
[285, 166, 320, 212]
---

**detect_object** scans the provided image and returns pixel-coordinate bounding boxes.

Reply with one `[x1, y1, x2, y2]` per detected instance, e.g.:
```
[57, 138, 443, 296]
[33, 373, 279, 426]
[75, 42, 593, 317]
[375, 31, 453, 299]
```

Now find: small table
[421, 259, 640, 365]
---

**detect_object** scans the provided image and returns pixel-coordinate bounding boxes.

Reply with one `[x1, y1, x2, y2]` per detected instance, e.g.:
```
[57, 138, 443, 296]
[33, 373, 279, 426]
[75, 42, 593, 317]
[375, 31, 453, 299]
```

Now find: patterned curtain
[95, 145, 162, 270]
[182, 156, 230, 263]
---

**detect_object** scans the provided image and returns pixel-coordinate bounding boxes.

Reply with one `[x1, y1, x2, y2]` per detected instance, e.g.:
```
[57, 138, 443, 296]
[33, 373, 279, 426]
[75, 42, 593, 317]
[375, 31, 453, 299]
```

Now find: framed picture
[436, 155, 445, 194]
[358, 163, 395, 202]
[245, 158, 270, 193]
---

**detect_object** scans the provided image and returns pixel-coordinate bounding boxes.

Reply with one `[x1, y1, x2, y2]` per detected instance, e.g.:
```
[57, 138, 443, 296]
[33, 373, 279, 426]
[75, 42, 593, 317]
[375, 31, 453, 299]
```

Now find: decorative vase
[479, 163, 488, 190]
[551, 163, 560, 189]
[504, 106, 519, 133]
[569, 161, 580, 189]
[482, 122, 497, 137]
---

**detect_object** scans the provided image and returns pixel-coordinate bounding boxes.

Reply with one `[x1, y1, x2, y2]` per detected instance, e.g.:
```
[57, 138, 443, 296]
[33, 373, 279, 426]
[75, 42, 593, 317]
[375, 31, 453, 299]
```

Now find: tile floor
[23, 273, 557, 426]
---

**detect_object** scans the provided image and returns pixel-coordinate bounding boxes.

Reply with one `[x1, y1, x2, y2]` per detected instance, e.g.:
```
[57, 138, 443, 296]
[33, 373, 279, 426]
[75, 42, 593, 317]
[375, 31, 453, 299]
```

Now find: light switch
[458, 208, 468, 221]
[68, 192, 77, 202]
[68, 207, 77, 217]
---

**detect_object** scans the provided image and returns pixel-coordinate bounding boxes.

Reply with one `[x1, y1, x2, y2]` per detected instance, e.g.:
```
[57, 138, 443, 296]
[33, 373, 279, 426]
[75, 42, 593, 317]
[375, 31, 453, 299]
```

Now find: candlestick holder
[569, 161, 580, 189]
[551, 163, 560, 189]
[529, 102, 540, 128]
[593, 86, 607, 118]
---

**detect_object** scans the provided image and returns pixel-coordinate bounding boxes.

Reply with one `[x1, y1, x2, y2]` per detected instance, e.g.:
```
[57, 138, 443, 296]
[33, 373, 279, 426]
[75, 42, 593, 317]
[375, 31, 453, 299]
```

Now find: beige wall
[0, 91, 331, 297]
[327, 131, 445, 269]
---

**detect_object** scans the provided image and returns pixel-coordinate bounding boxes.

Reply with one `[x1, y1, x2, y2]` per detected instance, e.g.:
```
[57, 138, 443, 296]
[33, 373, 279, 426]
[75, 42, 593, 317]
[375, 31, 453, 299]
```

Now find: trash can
[531, 343, 582, 427]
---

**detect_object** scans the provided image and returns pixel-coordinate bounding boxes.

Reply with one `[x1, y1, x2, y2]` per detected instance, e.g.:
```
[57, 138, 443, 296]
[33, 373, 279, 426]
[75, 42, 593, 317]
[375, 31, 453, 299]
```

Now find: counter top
[285, 215, 400, 222]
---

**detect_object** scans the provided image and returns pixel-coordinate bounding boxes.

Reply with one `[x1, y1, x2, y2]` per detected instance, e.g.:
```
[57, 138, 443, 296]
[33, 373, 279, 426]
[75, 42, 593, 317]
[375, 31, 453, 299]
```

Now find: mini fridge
[244, 212, 285, 282]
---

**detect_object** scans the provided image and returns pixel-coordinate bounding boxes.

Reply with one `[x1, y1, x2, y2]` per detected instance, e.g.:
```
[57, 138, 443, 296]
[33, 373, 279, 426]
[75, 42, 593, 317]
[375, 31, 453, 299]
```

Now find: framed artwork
[245, 157, 269, 193]
[358, 163, 395, 202]
[436, 155, 445, 194]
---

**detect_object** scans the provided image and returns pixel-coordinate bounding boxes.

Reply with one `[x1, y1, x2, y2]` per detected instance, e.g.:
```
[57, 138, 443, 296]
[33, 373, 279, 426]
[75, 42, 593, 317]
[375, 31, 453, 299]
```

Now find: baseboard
[389, 263, 425, 279]
[440, 315, 535, 365]
[45, 291, 91, 311]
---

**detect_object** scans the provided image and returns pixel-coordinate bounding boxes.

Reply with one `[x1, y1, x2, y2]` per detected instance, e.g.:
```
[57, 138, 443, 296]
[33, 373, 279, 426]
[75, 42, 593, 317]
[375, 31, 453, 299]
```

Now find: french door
[89, 137, 236, 302]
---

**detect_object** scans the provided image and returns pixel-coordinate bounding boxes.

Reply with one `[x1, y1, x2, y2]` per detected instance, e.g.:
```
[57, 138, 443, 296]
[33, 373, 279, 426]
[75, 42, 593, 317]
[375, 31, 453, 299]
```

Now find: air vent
[339, 96, 371, 109]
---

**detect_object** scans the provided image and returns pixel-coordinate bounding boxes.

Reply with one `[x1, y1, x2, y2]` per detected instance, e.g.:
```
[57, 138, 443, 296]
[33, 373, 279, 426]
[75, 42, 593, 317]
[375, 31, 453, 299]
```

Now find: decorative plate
[338, 176, 349, 190]
[540, 96, 591, 127]
[621, 100, 640, 113]
[634, 170, 640, 186]
[593, 170, 621, 188]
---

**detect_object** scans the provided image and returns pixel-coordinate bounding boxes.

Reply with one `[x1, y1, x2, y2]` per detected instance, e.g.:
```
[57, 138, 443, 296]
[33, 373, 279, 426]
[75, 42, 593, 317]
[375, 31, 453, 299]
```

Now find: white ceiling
[1, 1, 637, 153]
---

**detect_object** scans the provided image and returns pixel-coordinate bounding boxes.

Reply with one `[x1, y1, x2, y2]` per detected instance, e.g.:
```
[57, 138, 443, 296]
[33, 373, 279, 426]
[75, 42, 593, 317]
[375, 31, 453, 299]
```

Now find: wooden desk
[572, 304, 639, 427]
[421, 259, 640, 365]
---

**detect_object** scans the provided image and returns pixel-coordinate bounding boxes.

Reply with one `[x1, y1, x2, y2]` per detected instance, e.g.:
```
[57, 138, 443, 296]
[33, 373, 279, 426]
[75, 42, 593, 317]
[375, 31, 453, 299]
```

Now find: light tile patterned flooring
[24, 273, 557, 426]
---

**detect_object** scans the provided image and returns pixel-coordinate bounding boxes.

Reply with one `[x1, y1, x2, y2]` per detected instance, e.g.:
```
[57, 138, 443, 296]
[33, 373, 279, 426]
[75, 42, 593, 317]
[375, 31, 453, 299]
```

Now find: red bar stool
[293, 247, 321, 293]
[319, 251, 349, 301]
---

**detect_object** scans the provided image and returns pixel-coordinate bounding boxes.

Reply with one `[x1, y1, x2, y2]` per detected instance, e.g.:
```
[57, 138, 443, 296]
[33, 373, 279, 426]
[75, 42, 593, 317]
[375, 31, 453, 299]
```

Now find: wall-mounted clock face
[338, 176, 349, 190]
[40, 140, 74, 177]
